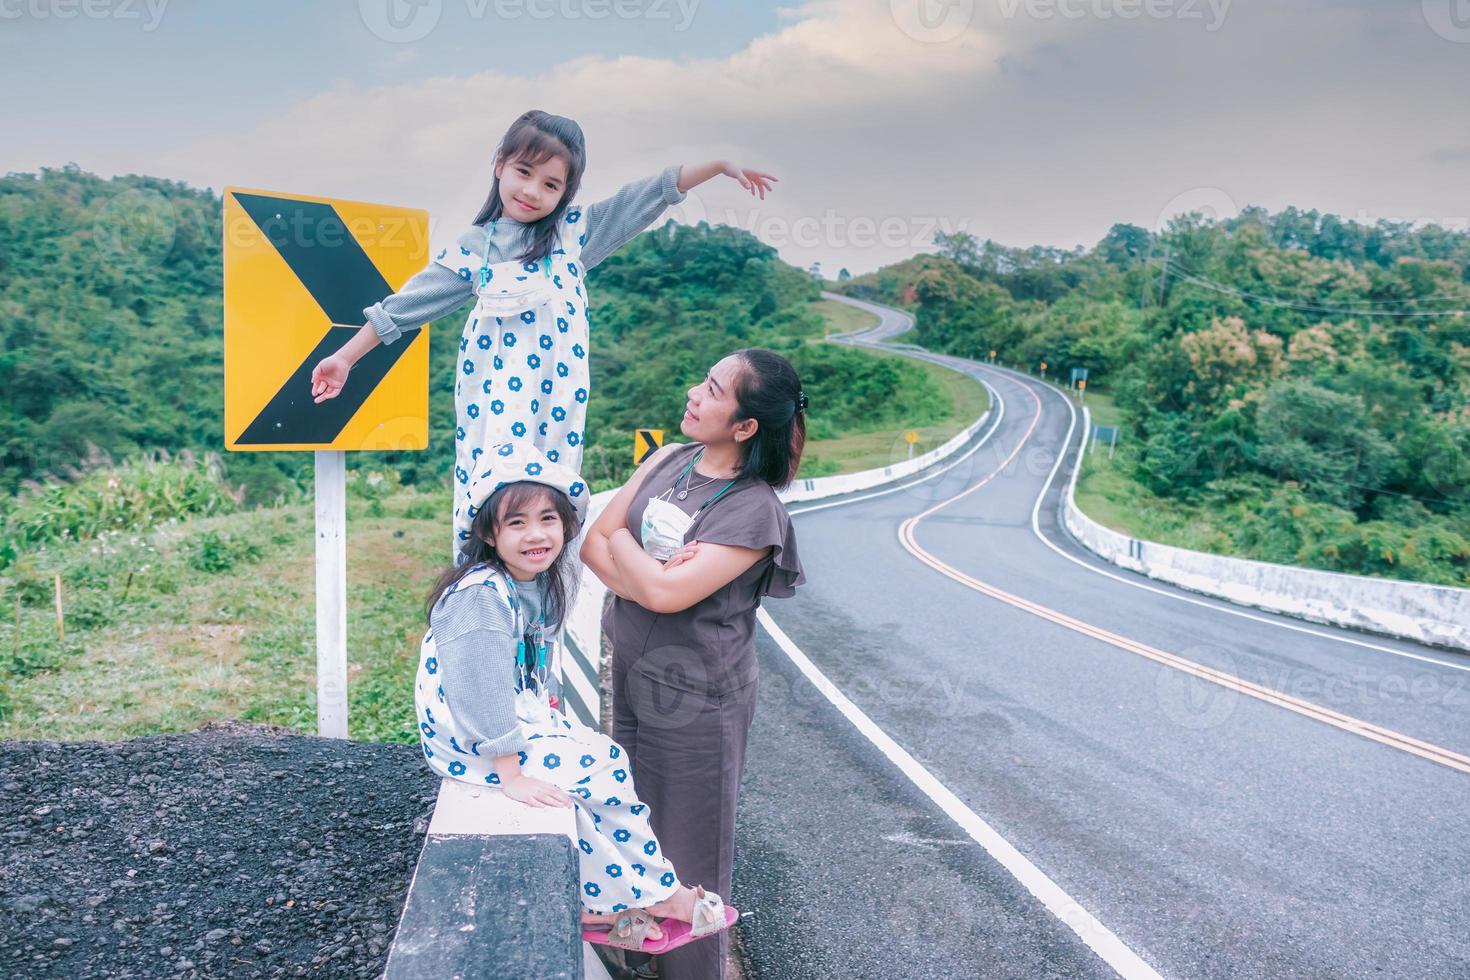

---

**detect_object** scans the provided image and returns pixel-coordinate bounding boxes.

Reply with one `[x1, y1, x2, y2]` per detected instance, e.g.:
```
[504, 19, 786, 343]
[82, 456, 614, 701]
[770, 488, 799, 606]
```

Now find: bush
[186, 529, 263, 574]
[0, 450, 239, 568]
[403, 496, 442, 521]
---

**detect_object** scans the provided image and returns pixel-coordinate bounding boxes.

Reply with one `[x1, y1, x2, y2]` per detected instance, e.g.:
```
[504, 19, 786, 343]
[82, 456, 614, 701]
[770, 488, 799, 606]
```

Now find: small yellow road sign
[904, 430, 920, 444]
[635, 429, 664, 465]
[223, 187, 430, 451]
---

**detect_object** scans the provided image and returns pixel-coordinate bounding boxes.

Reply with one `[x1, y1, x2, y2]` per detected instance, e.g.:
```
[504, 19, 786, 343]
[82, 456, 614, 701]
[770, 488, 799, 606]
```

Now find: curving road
[732, 295, 1470, 978]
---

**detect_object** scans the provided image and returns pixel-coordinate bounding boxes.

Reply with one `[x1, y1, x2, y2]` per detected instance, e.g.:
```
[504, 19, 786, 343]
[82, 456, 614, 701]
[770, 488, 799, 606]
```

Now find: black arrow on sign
[231, 192, 423, 446]
[635, 429, 661, 464]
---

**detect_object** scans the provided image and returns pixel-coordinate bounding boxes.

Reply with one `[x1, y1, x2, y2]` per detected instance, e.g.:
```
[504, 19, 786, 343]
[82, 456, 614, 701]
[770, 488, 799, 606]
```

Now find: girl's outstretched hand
[721, 163, 778, 200]
[311, 354, 351, 403]
[500, 773, 573, 809]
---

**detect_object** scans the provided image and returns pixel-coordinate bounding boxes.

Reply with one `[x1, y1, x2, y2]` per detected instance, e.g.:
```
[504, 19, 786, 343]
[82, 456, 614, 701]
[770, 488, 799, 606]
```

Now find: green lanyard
[673, 448, 738, 515]
[479, 219, 551, 289]
[504, 576, 547, 692]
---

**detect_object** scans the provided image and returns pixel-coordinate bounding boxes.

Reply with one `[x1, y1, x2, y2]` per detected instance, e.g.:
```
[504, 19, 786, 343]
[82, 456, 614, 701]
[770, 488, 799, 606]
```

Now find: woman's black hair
[730, 348, 806, 489]
[470, 109, 587, 265]
[425, 482, 582, 628]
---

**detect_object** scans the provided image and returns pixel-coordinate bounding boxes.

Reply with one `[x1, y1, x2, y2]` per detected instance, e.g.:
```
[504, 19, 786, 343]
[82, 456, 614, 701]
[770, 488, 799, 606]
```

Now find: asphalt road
[732, 295, 1470, 979]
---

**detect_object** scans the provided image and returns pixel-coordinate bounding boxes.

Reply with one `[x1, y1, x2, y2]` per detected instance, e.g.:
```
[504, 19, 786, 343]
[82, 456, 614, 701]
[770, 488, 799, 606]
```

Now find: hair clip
[797, 391, 809, 413]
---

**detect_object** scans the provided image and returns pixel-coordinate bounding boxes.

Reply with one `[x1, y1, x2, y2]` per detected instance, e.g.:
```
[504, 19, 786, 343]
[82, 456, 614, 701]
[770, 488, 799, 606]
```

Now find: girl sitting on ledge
[414, 440, 735, 953]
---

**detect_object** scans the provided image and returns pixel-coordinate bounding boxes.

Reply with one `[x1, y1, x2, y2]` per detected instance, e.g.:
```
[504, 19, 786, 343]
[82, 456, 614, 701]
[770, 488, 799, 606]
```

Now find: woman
[581, 348, 807, 979]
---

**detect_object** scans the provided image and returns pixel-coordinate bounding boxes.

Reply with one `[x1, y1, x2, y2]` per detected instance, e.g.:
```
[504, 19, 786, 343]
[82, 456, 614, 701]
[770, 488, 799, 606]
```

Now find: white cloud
[136, 0, 1470, 275]
[157, 0, 1004, 269]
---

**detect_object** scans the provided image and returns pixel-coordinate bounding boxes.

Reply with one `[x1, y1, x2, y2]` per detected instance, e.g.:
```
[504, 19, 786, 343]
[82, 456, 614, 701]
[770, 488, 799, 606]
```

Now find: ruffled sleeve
[690, 484, 805, 599]
[430, 229, 487, 282]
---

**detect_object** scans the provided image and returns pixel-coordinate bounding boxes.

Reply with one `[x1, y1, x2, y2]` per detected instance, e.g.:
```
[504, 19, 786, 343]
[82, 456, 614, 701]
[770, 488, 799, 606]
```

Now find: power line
[1151, 259, 1470, 318]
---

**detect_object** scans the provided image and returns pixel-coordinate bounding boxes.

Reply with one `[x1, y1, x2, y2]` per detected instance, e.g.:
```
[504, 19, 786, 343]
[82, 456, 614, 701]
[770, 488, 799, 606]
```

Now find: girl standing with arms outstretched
[309, 109, 776, 554]
[582, 348, 807, 980]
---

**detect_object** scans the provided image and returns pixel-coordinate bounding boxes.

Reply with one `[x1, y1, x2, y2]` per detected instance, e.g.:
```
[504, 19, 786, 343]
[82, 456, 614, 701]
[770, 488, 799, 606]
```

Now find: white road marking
[757, 609, 1165, 980]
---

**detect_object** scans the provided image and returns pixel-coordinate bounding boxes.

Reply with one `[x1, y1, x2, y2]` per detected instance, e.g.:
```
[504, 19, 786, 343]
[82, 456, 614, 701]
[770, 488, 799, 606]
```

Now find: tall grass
[1, 448, 242, 568]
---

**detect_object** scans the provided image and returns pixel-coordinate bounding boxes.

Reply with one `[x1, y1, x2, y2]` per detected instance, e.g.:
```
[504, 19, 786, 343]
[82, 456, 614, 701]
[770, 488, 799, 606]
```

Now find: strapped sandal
[687, 885, 733, 940]
[639, 884, 740, 952]
[584, 909, 670, 954]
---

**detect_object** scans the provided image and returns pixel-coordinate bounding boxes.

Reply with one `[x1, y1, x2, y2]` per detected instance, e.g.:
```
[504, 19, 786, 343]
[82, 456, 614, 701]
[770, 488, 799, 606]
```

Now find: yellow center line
[896, 377, 1470, 776]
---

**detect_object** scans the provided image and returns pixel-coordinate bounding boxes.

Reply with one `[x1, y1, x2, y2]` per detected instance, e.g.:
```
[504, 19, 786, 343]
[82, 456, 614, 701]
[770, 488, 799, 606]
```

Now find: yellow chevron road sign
[223, 187, 430, 452]
[635, 429, 664, 465]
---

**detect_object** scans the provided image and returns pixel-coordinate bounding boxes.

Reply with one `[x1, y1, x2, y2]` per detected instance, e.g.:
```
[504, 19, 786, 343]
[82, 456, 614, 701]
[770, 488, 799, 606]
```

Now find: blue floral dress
[415, 562, 681, 914]
[434, 207, 591, 553]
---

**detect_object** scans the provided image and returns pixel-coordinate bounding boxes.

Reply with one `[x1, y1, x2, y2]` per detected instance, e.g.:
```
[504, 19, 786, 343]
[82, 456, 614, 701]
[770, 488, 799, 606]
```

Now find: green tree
[1254, 380, 1394, 511]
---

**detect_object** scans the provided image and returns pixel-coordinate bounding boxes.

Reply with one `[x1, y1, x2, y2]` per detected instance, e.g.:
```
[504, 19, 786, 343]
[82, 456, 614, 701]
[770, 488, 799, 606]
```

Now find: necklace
[676, 449, 735, 500]
[677, 470, 720, 501]
[670, 449, 738, 508]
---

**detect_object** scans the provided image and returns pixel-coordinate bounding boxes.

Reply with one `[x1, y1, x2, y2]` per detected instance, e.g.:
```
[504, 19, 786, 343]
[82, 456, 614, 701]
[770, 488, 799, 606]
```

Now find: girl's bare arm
[676, 160, 778, 199]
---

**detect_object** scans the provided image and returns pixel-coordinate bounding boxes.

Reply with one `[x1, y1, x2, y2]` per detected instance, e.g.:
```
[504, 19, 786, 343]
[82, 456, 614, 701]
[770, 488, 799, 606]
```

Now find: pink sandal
[583, 908, 670, 954]
[582, 886, 739, 955]
[656, 886, 738, 951]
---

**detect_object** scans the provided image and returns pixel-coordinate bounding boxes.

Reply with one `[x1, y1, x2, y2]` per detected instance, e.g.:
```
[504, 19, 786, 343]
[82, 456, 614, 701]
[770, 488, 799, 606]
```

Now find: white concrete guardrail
[1062, 405, 1470, 653]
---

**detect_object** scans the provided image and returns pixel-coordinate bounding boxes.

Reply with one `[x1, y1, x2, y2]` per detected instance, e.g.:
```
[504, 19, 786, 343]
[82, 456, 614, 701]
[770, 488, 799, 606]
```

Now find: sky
[3, 0, 1468, 276]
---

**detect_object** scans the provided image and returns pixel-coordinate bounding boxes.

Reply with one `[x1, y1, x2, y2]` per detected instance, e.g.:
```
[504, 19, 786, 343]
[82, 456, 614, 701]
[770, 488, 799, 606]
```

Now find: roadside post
[1071, 366, 1089, 403]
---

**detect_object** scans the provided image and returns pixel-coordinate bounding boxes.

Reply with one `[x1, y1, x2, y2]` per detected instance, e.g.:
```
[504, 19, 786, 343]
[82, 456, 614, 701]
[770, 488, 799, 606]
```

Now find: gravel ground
[0, 721, 439, 980]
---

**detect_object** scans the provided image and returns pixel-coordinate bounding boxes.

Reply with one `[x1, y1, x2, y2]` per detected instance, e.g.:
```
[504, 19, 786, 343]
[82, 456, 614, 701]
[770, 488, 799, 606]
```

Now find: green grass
[815, 297, 882, 338]
[1077, 388, 1123, 429]
[799, 301, 990, 476]
[1072, 444, 1238, 553]
[1069, 388, 1234, 549]
[0, 491, 445, 743]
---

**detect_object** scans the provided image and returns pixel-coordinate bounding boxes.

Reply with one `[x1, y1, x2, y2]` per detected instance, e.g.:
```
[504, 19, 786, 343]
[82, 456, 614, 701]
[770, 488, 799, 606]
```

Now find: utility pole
[1138, 241, 1155, 309]
[1156, 242, 1172, 307]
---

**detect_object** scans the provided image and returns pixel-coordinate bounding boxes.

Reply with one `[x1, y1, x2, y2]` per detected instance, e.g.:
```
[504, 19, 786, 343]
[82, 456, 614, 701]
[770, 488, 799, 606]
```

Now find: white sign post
[315, 450, 349, 738]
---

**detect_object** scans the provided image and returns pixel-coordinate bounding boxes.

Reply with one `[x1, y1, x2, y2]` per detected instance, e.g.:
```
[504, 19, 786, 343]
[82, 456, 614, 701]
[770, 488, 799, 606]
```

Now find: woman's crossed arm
[580, 444, 767, 612]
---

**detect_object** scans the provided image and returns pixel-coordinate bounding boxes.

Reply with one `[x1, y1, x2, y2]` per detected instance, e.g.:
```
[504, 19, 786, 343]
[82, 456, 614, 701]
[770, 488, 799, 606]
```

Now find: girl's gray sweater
[428, 573, 550, 759]
[364, 164, 687, 344]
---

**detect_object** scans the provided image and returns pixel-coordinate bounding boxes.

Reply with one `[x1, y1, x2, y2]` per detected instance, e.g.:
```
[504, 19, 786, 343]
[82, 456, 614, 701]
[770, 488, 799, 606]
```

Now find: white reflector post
[315, 449, 348, 738]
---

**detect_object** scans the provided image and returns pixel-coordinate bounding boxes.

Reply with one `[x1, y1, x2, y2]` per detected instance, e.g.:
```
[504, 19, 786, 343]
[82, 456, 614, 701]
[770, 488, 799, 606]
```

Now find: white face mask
[474, 275, 554, 316]
[515, 685, 553, 726]
[640, 494, 694, 563]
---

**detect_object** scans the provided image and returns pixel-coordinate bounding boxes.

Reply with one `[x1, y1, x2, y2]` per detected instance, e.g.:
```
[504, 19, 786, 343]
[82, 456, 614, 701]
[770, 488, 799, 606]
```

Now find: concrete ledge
[387, 779, 616, 979]
[385, 833, 582, 980]
[428, 776, 578, 838]
[1062, 405, 1470, 652]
